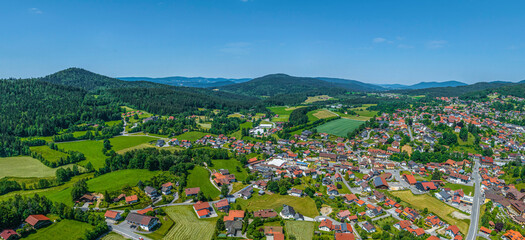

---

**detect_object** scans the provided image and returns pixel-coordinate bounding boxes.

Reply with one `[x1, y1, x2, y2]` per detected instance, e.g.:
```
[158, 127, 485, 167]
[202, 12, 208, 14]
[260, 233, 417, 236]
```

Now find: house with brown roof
[0, 230, 19, 240]
[185, 187, 200, 196]
[125, 213, 158, 231]
[224, 210, 245, 222]
[446, 225, 461, 239]
[214, 199, 230, 212]
[253, 209, 277, 218]
[125, 195, 138, 204]
[335, 232, 355, 240]
[104, 210, 122, 221]
[193, 201, 212, 218]
[25, 215, 51, 229]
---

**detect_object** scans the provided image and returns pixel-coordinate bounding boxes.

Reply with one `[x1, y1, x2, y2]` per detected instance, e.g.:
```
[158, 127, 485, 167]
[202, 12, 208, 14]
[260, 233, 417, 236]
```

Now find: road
[466, 159, 482, 240]
[407, 125, 414, 141]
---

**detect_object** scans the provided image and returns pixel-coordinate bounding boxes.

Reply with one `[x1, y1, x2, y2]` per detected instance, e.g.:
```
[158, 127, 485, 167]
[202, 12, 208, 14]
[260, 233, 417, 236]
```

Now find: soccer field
[315, 118, 364, 137]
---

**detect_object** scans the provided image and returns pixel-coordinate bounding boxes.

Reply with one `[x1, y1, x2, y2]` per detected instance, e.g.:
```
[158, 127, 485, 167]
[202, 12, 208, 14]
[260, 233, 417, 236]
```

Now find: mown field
[163, 205, 216, 240]
[187, 166, 220, 198]
[57, 136, 158, 169]
[268, 106, 306, 122]
[286, 221, 314, 240]
[236, 194, 319, 218]
[175, 131, 210, 141]
[303, 95, 333, 104]
[139, 214, 174, 240]
[101, 232, 128, 240]
[391, 190, 469, 234]
[0, 156, 57, 178]
[24, 219, 94, 240]
[30, 145, 69, 163]
[45, 170, 159, 205]
[306, 109, 338, 122]
[315, 118, 364, 137]
[210, 159, 249, 181]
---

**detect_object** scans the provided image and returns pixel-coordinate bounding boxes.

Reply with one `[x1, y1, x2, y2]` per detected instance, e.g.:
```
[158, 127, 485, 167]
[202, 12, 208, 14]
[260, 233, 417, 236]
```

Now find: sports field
[391, 190, 469, 234]
[0, 156, 57, 178]
[186, 166, 220, 198]
[210, 159, 248, 181]
[236, 193, 319, 217]
[286, 221, 314, 240]
[315, 118, 364, 137]
[24, 219, 94, 240]
[163, 205, 216, 240]
[30, 145, 69, 163]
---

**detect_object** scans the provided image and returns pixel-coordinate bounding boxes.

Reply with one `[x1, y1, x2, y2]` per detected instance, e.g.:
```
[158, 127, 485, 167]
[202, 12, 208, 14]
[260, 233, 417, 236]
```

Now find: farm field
[210, 159, 249, 181]
[285, 221, 314, 240]
[163, 205, 216, 240]
[105, 120, 122, 126]
[24, 219, 94, 240]
[175, 131, 210, 141]
[236, 194, 319, 217]
[307, 109, 338, 122]
[116, 143, 183, 154]
[303, 95, 333, 104]
[110, 136, 158, 151]
[315, 118, 364, 137]
[45, 170, 158, 205]
[391, 190, 469, 234]
[30, 145, 69, 163]
[0, 156, 57, 178]
[187, 166, 220, 199]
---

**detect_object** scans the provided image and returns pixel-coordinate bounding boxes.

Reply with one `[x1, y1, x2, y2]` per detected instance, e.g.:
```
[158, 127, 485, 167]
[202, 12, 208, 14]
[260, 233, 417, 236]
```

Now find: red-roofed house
[446, 225, 461, 238]
[104, 210, 122, 221]
[125, 195, 138, 204]
[0, 230, 19, 240]
[25, 215, 51, 229]
[193, 201, 212, 218]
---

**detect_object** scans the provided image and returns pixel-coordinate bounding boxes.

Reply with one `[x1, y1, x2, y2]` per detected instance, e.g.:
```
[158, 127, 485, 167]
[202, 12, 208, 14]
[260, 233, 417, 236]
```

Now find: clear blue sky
[1, 0, 525, 84]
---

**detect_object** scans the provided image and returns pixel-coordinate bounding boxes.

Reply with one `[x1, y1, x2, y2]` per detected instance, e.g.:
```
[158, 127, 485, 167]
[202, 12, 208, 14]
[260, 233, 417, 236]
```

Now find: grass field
[24, 219, 94, 240]
[236, 194, 319, 217]
[187, 166, 220, 199]
[285, 221, 314, 240]
[30, 145, 69, 163]
[163, 205, 216, 240]
[303, 95, 333, 104]
[101, 232, 128, 240]
[391, 190, 469, 234]
[57, 140, 106, 169]
[110, 136, 158, 151]
[45, 170, 159, 205]
[140, 215, 174, 240]
[0, 156, 57, 178]
[175, 132, 210, 141]
[210, 159, 249, 181]
[443, 183, 474, 196]
[268, 106, 306, 122]
[105, 120, 122, 127]
[308, 109, 338, 122]
[116, 143, 183, 154]
[315, 118, 364, 137]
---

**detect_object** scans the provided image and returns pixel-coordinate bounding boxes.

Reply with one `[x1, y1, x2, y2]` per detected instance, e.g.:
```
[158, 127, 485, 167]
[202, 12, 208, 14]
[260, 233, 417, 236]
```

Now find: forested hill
[119, 76, 251, 88]
[315, 77, 387, 91]
[393, 81, 514, 97]
[217, 74, 358, 96]
[40, 68, 162, 91]
[462, 82, 525, 99]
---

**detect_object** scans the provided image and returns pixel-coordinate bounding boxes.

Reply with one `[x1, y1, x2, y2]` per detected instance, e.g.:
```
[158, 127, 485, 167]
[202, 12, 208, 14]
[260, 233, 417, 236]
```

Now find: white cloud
[373, 37, 387, 43]
[427, 40, 448, 49]
[397, 44, 414, 49]
[29, 8, 43, 14]
[219, 42, 251, 55]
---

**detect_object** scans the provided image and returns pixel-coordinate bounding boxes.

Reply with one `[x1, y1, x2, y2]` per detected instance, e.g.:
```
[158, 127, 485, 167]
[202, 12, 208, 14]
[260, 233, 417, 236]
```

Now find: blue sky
[1, 0, 524, 84]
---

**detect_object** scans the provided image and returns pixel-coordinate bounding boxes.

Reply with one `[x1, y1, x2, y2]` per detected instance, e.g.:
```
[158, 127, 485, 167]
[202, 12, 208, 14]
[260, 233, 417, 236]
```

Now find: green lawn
[175, 131, 210, 141]
[209, 159, 249, 181]
[286, 221, 314, 240]
[24, 219, 94, 240]
[30, 145, 69, 163]
[187, 166, 220, 199]
[0, 156, 57, 178]
[46, 170, 159, 205]
[443, 183, 474, 196]
[236, 194, 319, 218]
[110, 136, 158, 151]
[105, 120, 122, 127]
[163, 205, 217, 240]
[315, 118, 364, 137]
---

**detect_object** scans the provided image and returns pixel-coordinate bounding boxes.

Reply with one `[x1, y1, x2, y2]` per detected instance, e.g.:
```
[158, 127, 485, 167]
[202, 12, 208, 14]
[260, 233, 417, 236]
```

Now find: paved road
[108, 220, 151, 240]
[407, 125, 414, 141]
[466, 159, 482, 240]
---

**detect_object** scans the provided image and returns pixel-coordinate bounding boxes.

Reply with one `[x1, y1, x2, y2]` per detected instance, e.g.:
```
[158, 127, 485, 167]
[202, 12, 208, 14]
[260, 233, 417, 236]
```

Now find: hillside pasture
[56, 140, 106, 169]
[315, 118, 364, 137]
[187, 166, 220, 199]
[209, 159, 248, 181]
[303, 95, 333, 104]
[164, 205, 216, 240]
[24, 219, 94, 240]
[236, 194, 319, 218]
[0, 156, 57, 178]
[30, 145, 69, 163]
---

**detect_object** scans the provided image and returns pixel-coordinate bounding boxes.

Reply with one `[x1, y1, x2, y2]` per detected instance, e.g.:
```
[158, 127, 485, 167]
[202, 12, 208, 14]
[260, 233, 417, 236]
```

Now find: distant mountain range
[118, 75, 477, 91]
[118, 76, 251, 88]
